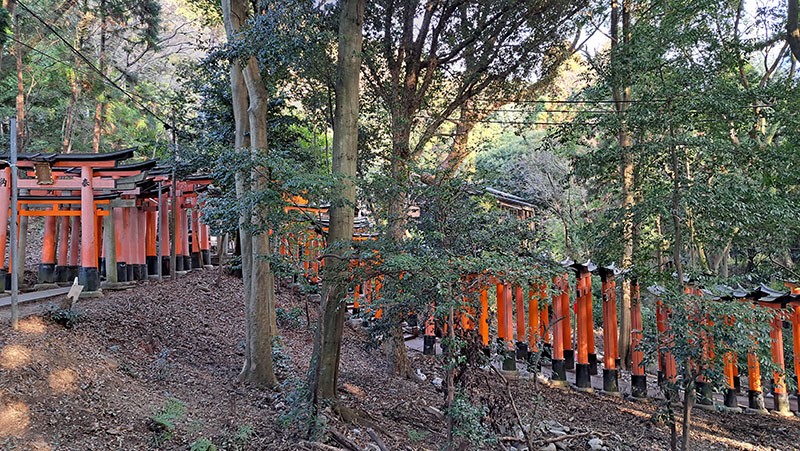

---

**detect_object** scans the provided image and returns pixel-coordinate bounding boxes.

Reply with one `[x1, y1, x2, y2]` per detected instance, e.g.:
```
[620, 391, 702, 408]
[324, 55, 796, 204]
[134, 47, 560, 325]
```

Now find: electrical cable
[16, 0, 178, 131]
[4, 34, 105, 83]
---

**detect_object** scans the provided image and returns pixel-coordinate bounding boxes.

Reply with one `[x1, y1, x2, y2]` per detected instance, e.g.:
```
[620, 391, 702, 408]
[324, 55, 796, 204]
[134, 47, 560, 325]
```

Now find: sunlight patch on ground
[17, 317, 47, 335]
[0, 345, 31, 369]
[616, 405, 651, 420]
[0, 401, 30, 437]
[48, 368, 78, 393]
[694, 430, 758, 450]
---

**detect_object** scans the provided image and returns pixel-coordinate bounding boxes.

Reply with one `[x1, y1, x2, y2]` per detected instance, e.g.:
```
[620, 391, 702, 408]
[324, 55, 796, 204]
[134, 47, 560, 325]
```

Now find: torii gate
[0, 149, 141, 293]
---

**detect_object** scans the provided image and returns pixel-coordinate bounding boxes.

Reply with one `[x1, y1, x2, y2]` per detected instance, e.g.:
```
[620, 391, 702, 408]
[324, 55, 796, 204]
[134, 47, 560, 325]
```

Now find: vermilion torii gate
[0, 149, 215, 296]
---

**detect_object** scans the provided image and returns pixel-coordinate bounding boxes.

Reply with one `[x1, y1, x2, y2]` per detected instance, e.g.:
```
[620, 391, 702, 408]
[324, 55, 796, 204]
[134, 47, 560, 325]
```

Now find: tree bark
[222, 0, 276, 387]
[670, 134, 684, 285]
[62, 71, 79, 153]
[788, 0, 800, 61]
[386, 128, 415, 379]
[91, 0, 107, 153]
[680, 378, 695, 451]
[612, 0, 635, 370]
[310, 0, 364, 405]
[14, 8, 24, 151]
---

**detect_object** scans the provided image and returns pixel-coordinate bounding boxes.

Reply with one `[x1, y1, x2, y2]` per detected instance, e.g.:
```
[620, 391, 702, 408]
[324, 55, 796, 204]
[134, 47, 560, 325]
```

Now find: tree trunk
[788, 0, 800, 61]
[91, 0, 106, 153]
[680, 378, 695, 451]
[612, 0, 635, 370]
[670, 135, 684, 284]
[241, 41, 277, 387]
[14, 8, 24, 151]
[386, 133, 416, 379]
[222, 0, 276, 387]
[62, 71, 79, 153]
[310, 0, 364, 406]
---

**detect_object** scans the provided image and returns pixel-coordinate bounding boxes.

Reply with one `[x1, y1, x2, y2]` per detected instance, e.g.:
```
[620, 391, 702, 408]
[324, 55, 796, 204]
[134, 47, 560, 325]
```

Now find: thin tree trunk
[240, 44, 277, 387]
[62, 69, 79, 152]
[222, 0, 276, 386]
[788, 0, 800, 61]
[681, 378, 695, 450]
[91, 0, 106, 153]
[670, 135, 684, 284]
[445, 307, 456, 449]
[385, 113, 417, 378]
[14, 9, 24, 151]
[612, 0, 635, 370]
[310, 0, 364, 405]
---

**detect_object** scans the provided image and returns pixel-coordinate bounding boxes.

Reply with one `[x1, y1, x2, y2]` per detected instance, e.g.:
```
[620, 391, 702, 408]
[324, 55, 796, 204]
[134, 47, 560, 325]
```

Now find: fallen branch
[367, 428, 389, 451]
[498, 436, 525, 442]
[329, 429, 360, 451]
[299, 440, 347, 451]
[489, 365, 534, 451]
[543, 431, 611, 444]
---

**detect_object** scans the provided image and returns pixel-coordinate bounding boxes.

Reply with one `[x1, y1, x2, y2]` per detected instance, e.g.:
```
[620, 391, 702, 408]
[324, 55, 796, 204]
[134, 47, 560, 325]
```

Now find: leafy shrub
[147, 398, 186, 446]
[189, 437, 218, 451]
[44, 307, 83, 329]
[276, 306, 304, 329]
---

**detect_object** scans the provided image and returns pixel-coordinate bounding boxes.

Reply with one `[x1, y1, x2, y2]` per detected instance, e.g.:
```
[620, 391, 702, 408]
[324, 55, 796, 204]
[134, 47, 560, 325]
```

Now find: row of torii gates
[342, 260, 800, 416]
[6, 151, 800, 416]
[0, 149, 214, 295]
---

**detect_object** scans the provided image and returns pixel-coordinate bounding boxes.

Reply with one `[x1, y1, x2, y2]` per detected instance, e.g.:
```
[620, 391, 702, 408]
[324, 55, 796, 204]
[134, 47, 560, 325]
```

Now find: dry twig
[489, 365, 534, 451]
[367, 427, 389, 451]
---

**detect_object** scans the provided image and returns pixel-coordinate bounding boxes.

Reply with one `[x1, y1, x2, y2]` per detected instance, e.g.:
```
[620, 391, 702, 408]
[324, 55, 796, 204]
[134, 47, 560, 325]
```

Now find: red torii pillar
[599, 266, 620, 395]
[123, 207, 135, 282]
[502, 282, 516, 372]
[113, 207, 127, 282]
[55, 214, 70, 282]
[550, 275, 568, 385]
[37, 215, 58, 285]
[130, 206, 142, 281]
[768, 310, 792, 416]
[199, 213, 212, 267]
[181, 200, 191, 271]
[138, 207, 149, 279]
[68, 202, 81, 281]
[573, 262, 593, 390]
[630, 279, 647, 398]
[145, 209, 158, 276]
[479, 287, 489, 349]
[174, 197, 186, 272]
[0, 167, 10, 288]
[561, 274, 574, 370]
[79, 166, 100, 291]
[159, 191, 171, 276]
[793, 303, 800, 416]
[514, 284, 528, 359]
[526, 284, 540, 358]
[191, 209, 202, 269]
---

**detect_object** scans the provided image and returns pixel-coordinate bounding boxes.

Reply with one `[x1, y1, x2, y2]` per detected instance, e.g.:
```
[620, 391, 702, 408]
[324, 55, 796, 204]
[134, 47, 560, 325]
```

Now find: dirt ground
[0, 271, 798, 450]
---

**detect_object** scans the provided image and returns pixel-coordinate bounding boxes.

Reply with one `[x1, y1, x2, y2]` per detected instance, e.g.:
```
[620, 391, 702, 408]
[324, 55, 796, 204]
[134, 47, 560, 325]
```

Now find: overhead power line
[5, 35, 102, 82]
[16, 0, 177, 131]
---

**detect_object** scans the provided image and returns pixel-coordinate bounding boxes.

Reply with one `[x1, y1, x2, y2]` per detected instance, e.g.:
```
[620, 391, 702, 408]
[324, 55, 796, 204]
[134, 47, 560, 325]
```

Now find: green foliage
[640, 286, 782, 394]
[276, 306, 304, 329]
[44, 307, 84, 329]
[0, 8, 9, 48]
[189, 437, 218, 451]
[406, 428, 429, 443]
[147, 398, 186, 446]
[560, 0, 800, 279]
[445, 392, 493, 446]
[231, 424, 255, 449]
